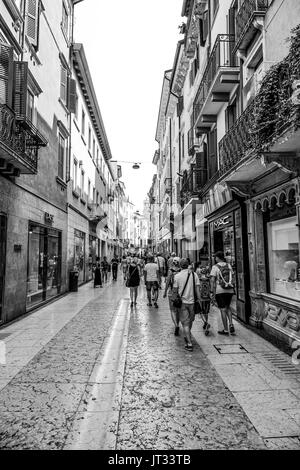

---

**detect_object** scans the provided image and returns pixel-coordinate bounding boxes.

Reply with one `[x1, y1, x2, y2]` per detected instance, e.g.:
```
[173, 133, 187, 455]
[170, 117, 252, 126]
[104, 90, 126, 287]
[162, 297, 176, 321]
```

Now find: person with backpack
[196, 263, 211, 335]
[163, 257, 181, 335]
[172, 258, 201, 351]
[210, 251, 235, 335]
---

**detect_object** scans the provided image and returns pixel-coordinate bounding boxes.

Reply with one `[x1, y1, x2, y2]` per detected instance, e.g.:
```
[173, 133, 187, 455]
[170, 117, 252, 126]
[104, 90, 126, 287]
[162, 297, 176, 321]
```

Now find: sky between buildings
[74, 0, 183, 211]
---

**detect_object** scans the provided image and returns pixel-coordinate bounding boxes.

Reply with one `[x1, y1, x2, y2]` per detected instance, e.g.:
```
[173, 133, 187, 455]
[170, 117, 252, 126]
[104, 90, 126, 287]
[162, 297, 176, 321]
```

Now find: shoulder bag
[172, 272, 191, 308]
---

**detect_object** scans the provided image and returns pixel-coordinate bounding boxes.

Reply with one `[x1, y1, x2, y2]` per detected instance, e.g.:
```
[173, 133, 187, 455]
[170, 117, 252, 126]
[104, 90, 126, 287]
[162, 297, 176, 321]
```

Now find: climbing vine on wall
[250, 24, 300, 151]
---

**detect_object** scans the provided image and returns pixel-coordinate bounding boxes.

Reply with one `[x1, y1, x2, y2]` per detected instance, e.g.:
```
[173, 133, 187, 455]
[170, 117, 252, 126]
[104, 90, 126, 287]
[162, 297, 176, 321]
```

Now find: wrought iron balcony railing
[234, 0, 269, 52]
[0, 104, 47, 175]
[180, 168, 208, 206]
[193, 34, 236, 126]
[218, 100, 258, 176]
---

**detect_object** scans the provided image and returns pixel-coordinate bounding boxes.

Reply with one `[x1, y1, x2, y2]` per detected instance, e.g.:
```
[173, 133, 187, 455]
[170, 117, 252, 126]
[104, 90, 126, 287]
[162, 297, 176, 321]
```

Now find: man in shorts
[173, 258, 201, 351]
[144, 255, 160, 308]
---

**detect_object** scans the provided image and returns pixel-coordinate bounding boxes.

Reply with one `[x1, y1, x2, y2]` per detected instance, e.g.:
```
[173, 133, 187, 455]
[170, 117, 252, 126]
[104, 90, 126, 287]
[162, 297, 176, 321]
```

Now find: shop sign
[213, 214, 232, 230]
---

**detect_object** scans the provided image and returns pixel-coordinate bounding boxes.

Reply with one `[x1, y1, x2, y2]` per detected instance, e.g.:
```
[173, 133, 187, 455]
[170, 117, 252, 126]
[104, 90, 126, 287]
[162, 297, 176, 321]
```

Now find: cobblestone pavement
[0, 273, 299, 450]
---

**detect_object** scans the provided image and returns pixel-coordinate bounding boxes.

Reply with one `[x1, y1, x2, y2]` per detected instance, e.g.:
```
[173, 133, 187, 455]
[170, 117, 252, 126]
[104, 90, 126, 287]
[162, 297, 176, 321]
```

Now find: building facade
[0, 0, 83, 324]
[150, 0, 300, 347]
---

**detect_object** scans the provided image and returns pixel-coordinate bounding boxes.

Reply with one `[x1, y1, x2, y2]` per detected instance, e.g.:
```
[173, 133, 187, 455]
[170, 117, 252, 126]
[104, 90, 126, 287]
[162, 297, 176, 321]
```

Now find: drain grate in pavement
[259, 352, 300, 376]
[261, 353, 300, 376]
[214, 344, 248, 354]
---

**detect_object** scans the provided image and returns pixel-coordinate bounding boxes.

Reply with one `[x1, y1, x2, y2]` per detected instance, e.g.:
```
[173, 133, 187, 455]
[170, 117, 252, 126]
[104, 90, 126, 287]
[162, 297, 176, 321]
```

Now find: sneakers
[229, 324, 235, 334]
[174, 326, 179, 336]
[205, 323, 210, 336]
[184, 344, 193, 351]
[147, 302, 152, 307]
[218, 330, 229, 335]
[154, 302, 158, 309]
[203, 321, 207, 330]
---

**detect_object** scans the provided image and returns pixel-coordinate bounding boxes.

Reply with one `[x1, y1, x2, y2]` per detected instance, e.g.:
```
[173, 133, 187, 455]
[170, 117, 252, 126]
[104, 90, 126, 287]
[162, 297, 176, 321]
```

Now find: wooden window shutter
[67, 78, 77, 113]
[13, 61, 28, 119]
[60, 65, 68, 103]
[0, 43, 13, 107]
[26, 0, 39, 47]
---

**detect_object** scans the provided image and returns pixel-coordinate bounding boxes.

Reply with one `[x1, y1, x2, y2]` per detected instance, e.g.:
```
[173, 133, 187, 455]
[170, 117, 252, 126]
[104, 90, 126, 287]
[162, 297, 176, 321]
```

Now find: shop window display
[74, 229, 85, 285]
[27, 224, 62, 309]
[267, 216, 300, 301]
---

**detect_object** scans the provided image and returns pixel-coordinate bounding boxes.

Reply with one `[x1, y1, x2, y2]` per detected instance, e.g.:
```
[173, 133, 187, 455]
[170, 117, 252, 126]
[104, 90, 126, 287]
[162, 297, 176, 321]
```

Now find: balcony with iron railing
[234, 0, 269, 53]
[193, 34, 239, 132]
[0, 104, 47, 176]
[180, 167, 208, 207]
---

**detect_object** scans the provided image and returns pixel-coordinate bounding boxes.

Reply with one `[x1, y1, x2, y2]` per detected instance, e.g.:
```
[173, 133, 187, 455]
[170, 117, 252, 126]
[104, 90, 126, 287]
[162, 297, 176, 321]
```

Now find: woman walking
[94, 257, 103, 288]
[210, 251, 235, 335]
[163, 257, 181, 335]
[126, 257, 140, 308]
[196, 263, 211, 335]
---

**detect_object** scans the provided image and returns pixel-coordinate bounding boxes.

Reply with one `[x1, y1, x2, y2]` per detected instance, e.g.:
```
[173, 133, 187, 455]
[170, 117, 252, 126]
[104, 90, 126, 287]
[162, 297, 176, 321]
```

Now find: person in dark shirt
[111, 255, 119, 281]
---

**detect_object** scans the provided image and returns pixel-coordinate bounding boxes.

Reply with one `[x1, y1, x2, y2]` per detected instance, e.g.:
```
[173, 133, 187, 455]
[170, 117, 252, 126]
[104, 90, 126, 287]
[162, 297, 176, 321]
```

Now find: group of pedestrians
[123, 250, 235, 352]
[93, 255, 120, 288]
[94, 249, 236, 352]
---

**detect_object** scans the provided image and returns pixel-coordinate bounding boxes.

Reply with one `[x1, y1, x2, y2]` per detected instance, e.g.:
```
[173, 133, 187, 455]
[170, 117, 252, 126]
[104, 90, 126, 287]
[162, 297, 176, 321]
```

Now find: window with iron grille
[58, 132, 66, 180]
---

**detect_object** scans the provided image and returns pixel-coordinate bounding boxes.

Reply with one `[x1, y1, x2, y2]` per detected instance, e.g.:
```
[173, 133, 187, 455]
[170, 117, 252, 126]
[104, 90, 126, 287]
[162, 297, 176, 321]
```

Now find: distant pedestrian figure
[101, 256, 109, 283]
[94, 257, 103, 288]
[163, 257, 181, 335]
[196, 264, 211, 335]
[111, 255, 119, 281]
[210, 251, 235, 335]
[126, 257, 140, 307]
[144, 255, 160, 308]
[121, 255, 128, 281]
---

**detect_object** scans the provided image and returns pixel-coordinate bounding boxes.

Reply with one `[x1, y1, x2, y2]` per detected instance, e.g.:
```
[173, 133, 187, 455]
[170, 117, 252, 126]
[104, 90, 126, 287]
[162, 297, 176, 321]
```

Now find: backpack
[217, 263, 234, 289]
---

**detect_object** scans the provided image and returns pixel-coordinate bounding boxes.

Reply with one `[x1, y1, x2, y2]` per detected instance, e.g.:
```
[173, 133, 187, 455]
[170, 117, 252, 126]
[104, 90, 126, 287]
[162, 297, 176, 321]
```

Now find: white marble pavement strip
[63, 298, 131, 450]
[191, 306, 300, 444]
[0, 281, 112, 391]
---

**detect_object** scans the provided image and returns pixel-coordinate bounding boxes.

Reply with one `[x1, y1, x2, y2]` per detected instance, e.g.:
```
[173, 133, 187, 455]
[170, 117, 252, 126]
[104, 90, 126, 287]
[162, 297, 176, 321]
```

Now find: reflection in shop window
[267, 216, 300, 301]
[74, 229, 85, 285]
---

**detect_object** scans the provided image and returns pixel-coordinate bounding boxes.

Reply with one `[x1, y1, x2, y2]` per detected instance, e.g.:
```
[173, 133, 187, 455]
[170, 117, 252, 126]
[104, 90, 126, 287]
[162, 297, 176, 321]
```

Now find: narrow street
[0, 274, 299, 450]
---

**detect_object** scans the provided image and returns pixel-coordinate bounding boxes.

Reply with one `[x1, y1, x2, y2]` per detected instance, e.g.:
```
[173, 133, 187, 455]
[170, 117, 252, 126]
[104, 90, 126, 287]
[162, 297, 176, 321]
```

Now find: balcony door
[208, 128, 218, 178]
[0, 214, 7, 323]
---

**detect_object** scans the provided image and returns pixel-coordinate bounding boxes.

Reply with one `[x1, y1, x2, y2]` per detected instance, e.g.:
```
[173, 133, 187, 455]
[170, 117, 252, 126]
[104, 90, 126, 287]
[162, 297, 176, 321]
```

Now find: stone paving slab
[0, 280, 124, 450]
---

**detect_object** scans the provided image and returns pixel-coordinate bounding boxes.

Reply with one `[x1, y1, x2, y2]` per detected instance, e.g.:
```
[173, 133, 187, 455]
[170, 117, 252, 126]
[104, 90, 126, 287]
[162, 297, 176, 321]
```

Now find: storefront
[74, 229, 86, 285]
[26, 223, 62, 310]
[0, 214, 7, 324]
[207, 201, 250, 323]
[248, 178, 300, 344]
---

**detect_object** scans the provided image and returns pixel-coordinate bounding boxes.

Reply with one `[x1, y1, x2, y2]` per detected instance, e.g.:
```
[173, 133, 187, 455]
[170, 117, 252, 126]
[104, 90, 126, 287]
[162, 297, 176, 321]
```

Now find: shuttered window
[58, 133, 65, 179]
[62, 3, 69, 40]
[0, 43, 13, 106]
[26, 0, 40, 48]
[60, 64, 68, 104]
[13, 61, 28, 118]
[199, 11, 209, 47]
[208, 128, 218, 178]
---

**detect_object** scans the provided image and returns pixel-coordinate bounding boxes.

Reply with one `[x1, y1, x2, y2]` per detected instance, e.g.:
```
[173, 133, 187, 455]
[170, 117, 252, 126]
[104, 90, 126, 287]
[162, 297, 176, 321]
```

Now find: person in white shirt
[210, 251, 235, 336]
[144, 255, 160, 308]
[155, 253, 166, 286]
[173, 258, 201, 351]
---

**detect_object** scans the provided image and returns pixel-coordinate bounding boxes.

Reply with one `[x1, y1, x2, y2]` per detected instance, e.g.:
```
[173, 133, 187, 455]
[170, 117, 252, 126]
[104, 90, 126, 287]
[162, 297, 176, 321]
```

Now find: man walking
[111, 255, 119, 281]
[210, 251, 235, 335]
[101, 256, 109, 283]
[144, 255, 160, 308]
[173, 258, 201, 351]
